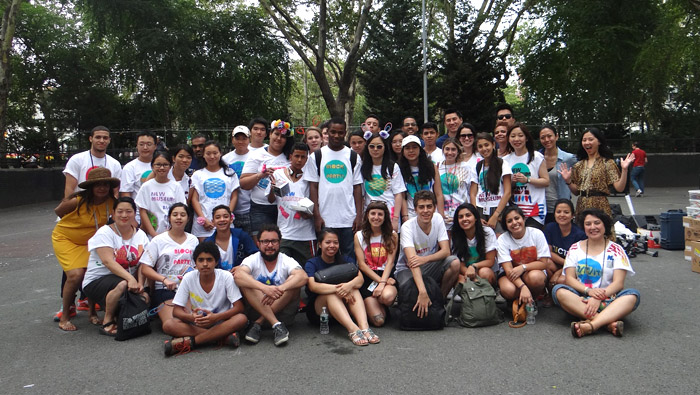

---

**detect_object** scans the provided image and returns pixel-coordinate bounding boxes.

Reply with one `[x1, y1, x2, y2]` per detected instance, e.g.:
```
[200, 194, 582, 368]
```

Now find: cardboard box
[686, 241, 700, 261]
[693, 255, 700, 273]
[683, 216, 700, 241]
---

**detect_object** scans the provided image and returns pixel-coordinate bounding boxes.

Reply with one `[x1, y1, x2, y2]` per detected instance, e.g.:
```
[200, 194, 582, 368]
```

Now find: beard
[260, 250, 280, 262]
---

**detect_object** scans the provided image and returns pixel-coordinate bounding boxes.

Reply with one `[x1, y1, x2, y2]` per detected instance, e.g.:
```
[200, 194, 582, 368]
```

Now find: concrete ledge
[645, 153, 699, 188]
[0, 168, 64, 209]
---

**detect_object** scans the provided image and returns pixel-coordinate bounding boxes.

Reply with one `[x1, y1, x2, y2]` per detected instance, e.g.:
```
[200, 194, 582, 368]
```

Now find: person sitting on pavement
[543, 199, 586, 289]
[354, 201, 399, 327]
[305, 229, 379, 346]
[163, 241, 248, 356]
[204, 205, 258, 272]
[139, 203, 199, 331]
[395, 190, 460, 319]
[52, 167, 118, 331]
[234, 224, 307, 346]
[450, 203, 498, 287]
[553, 209, 640, 338]
[496, 206, 551, 306]
[81, 197, 150, 337]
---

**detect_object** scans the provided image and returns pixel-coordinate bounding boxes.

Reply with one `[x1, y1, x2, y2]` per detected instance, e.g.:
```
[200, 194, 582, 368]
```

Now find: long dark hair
[73, 182, 112, 216]
[576, 127, 614, 161]
[451, 203, 486, 264]
[500, 205, 525, 233]
[361, 201, 396, 255]
[507, 122, 535, 164]
[361, 133, 394, 181]
[203, 140, 234, 176]
[475, 132, 503, 194]
[399, 142, 434, 187]
[388, 130, 406, 162]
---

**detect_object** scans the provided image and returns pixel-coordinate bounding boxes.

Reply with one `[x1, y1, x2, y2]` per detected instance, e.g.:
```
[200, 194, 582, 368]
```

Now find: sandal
[606, 320, 624, 337]
[99, 321, 117, 337]
[89, 315, 102, 326]
[58, 320, 77, 332]
[348, 330, 368, 346]
[361, 328, 380, 344]
[164, 336, 195, 356]
[570, 320, 595, 338]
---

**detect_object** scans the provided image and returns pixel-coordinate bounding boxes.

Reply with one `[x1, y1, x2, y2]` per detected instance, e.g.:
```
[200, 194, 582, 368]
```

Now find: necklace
[89, 151, 106, 169]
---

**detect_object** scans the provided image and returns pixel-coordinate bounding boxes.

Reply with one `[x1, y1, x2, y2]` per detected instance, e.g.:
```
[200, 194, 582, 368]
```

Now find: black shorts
[83, 274, 124, 308]
[152, 289, 176, 308]
[359, 270, 392, 299]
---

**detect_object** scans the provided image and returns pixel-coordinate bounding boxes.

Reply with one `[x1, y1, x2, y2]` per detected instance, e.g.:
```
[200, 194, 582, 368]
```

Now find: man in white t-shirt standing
[421, 122, 444, 164]
[234, 224, 307, 346]
[120, 131, 156, 226]
[303, 118, 363, 260]
[63, 125, 122, 198]
[223, 125, 253, 234]
[248, 117, 269, 152]
[395, 190, 460, 318]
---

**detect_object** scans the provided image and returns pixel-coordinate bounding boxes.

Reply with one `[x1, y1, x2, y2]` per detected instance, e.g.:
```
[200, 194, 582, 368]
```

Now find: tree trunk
[0, 0, 22, 154]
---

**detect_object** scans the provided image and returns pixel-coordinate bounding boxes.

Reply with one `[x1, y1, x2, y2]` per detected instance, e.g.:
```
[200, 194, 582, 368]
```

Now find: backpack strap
[476, 160, 484, 176]
[350, 150, 357, 175]
[315, 149, 323, 177]
[444, 282, 463, 326]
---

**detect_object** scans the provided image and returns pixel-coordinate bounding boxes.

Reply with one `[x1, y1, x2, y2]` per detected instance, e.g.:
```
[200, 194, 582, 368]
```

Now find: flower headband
[362, 122, 391, 140]
[271, 119, 293, 136]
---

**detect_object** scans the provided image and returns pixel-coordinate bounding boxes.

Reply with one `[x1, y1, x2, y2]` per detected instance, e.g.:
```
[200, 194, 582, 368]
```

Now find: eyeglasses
[259, 239, 280, 245]
[403, 122, 417, 127]
[368, 144, 384, 150]
[497, 114, 513, 120]
[153, 163, 171, 168]
[460, 134, 474, 139]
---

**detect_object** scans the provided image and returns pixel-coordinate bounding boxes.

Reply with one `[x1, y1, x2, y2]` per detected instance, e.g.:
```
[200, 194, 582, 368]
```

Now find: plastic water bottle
[320, 307, 330, 334]
[526, 302, 536, 325]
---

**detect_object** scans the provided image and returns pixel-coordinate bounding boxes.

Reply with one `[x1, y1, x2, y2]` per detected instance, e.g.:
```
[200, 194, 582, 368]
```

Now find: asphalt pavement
[0, 187, 698, 394]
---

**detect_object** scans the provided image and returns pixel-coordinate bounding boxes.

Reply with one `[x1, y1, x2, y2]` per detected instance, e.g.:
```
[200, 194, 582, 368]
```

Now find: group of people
[51, 104, 641, 356]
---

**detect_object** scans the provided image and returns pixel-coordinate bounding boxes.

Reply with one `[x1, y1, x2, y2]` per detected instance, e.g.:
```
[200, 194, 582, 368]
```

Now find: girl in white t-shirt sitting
[496, 206, 551, 305]
[139, 203, 199, 331]
[163, 242, 248, 356]
[553, 209, 639, 338]
[450, 203, 498, 286]
[354, 201, 399, 327]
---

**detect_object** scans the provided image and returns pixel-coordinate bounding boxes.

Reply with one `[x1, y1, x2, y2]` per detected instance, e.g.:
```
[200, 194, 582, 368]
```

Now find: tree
[0, 0, 22, 154]
[358, 0, 424, 126]
[259, 0, 374, 123]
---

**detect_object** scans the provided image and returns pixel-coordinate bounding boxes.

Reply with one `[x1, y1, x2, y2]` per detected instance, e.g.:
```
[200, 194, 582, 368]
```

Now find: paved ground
[0, 187, 698, 394]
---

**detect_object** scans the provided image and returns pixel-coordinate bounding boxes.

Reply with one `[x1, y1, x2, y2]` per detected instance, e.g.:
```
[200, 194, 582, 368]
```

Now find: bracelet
[518, 283, 527, 289]
[583, 287, 589, 296]
[162, 276, 167, 283]
[379, 280, 386, 284]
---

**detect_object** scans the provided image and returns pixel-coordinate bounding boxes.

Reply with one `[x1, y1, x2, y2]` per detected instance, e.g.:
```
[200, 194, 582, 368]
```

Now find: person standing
[630, 142, 647, 197]
[120, 131, 157, 226]
[539, 125, 577, 224]
[223, 126, 254, 234]
[421, 122, 444, 164]
[401, 116, 419, 136]
[437, 109, 463, 148]
[188, 134, 207, 172]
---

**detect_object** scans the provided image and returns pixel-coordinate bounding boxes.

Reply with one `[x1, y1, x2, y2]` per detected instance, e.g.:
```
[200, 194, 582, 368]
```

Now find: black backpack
[398, 276, 445, 331]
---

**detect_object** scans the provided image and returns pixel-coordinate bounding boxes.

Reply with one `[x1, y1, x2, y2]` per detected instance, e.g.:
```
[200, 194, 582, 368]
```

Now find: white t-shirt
[564, 241, 635, 289]
[120, 158, 152, 195]
[241, 148, 290, 205]
[503, 151, 547, 224]
[63, 150, 122, 193]
[168, 168, 191, 201]
[223, 150, 252, 215]
[405, 165, 435, 218]
[426, 147, 444, 164]
[82, 225, 150, 288]
[190, 167, 240, 237]
[303, 146, 363, 228]
[496, 227, 551, 265]
[461, 226, 499, 272]
[438, 161, 473, 228]
[272, 168, 316, 241]
[134, 178, 186, 234]
[172, 269, 243, 314]
[140, 232, 198, 290]
[240, 252, 302, 286]
[356, 231, 396, 271]
[472, 160, 512, 213]
[248, 144, 268, 152]
[362, 164, 406, 219]
[462, 152, 482, 172]
[396, 213, 449, 272]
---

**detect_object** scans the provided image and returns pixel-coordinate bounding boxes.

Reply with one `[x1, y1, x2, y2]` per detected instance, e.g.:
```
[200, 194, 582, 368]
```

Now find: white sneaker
[635, 189, 642, 197]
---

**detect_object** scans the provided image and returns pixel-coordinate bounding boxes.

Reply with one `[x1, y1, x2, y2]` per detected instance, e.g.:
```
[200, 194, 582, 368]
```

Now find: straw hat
[78, 167, 120, 189]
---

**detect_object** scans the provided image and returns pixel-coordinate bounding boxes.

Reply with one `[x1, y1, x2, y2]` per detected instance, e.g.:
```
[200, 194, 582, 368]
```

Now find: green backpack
[445, 276, 503, 328]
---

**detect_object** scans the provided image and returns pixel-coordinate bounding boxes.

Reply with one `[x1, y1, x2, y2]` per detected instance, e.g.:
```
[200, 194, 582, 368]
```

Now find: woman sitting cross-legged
[553, 209, 640, 338]
[162, 241, 249, 356]
[306, 229, 379, 346]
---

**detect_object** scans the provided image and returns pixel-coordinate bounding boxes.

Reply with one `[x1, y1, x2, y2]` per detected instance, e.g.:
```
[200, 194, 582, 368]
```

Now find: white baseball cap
[401, 135, 422, 148]
[232, 125, 250, 137]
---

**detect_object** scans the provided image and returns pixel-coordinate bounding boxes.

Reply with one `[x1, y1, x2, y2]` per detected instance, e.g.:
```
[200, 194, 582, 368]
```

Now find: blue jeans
[250, 202, 278, 236]
[552, 284, 641, 311]
[630, 166, 645, 193]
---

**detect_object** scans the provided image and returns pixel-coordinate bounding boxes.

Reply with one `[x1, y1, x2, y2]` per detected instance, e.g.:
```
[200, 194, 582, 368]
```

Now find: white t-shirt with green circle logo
[362, 164, 406, 218]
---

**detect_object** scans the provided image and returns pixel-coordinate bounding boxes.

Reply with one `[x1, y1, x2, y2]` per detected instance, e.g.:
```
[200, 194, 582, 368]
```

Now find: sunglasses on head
[497, 114, 513, 120]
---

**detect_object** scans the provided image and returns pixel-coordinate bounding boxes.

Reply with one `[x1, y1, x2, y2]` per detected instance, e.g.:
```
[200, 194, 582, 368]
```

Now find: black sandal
[99, 321, 117, 337]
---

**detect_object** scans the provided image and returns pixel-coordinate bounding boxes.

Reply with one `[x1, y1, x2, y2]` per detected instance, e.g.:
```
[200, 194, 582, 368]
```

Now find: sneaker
[273, 322, 289, 346]
[53, 305, 77, 322]
[220, 332, 240, 348]
[495, 290, 506, 304]
[635, 189, 642, 197]
[163, 337, 194, 357]
[76, 298, 101, 311]
[245, 322, 262, 344]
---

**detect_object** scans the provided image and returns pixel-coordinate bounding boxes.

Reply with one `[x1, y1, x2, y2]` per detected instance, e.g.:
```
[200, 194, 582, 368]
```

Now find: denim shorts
[552, 284, 640, 311]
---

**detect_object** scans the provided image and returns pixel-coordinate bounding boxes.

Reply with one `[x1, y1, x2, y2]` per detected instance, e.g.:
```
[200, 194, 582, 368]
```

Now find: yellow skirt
[52, 232, 89, 272]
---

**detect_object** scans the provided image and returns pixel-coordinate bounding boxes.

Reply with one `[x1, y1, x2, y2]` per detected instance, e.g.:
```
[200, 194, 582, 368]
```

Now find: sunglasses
[497, 114, 513, 120]
[460, 133, 474, 139]
[368, 144, 384, 150]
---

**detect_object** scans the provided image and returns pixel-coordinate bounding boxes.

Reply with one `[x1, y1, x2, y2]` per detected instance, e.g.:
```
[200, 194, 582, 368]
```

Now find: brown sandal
[606, 320, 624, 337]
[570, 320, 595, 338]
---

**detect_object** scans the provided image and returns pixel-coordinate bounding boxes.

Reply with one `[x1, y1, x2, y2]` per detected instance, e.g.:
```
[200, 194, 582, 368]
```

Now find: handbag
[508, 300, 527, 328]
[445, 277, 503, 328]
[115, 289, 151, 341]
[314, 263, 358, 284]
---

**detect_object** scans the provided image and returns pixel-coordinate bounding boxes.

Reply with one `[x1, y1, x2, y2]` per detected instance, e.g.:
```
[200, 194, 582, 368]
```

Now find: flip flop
[99, 321, 117, 337]
[58, 321, 77, 332]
